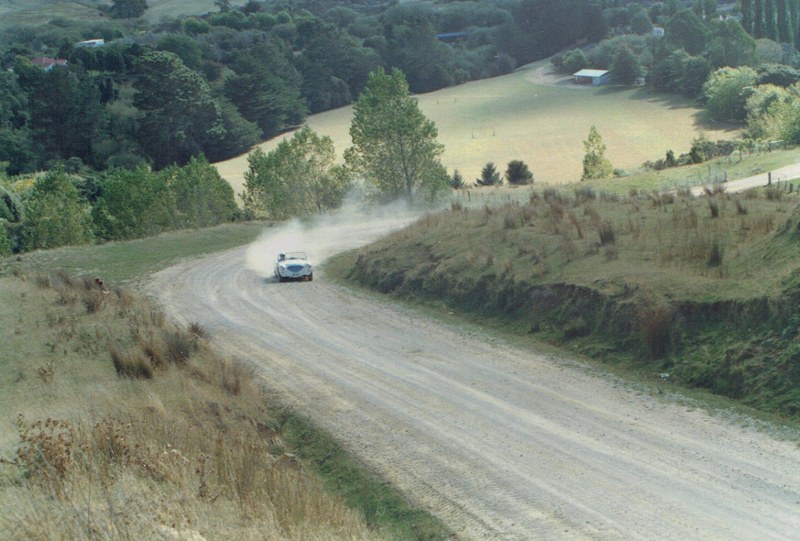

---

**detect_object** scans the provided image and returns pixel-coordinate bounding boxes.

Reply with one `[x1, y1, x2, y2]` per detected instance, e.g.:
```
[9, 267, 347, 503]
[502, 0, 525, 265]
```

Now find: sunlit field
[0, 0, 249, 29]
[216, 61, 737, 197]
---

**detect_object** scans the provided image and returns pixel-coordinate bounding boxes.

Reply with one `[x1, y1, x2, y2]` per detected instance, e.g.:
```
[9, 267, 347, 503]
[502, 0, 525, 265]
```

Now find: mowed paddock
[216, 61, 737, 196]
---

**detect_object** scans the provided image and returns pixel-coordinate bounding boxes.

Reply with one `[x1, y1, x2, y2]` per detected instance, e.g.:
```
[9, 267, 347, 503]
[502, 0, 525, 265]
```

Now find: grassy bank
[329, 185, 800, 419]
[0, 226, 450, 540]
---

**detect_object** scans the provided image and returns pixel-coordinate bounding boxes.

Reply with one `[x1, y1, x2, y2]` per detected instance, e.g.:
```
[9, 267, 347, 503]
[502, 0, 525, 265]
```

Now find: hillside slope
[334, 187, 800, 417]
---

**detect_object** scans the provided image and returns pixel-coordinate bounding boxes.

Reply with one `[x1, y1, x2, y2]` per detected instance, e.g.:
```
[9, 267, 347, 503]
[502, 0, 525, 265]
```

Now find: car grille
[287, 265, 304, 272]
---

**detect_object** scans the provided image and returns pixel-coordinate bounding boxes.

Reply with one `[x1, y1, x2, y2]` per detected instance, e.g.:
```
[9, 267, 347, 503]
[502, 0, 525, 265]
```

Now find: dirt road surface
[691, 161, 800, 195]
[148, 208, 800, 540]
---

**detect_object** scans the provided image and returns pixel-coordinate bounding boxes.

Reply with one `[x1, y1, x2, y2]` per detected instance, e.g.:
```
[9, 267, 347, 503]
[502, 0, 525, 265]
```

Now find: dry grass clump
[381, 186, 796, 305]
[639, 303, 674, 359]
[0, 274, 381, 541]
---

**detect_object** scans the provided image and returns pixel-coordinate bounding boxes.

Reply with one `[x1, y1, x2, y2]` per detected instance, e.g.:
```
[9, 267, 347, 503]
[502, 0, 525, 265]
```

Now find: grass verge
[1, 222, 263, 285]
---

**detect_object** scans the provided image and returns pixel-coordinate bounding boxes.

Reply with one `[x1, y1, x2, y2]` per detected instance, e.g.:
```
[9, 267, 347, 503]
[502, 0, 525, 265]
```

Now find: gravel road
[148, 208, 800, 540]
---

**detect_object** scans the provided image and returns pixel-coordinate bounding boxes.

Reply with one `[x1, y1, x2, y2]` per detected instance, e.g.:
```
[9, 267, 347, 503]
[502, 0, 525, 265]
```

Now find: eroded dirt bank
[148, 210, 800, 540]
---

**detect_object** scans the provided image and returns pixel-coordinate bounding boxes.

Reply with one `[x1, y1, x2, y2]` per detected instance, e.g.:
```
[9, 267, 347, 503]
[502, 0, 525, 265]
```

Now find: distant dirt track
[148, 210, 800, 540]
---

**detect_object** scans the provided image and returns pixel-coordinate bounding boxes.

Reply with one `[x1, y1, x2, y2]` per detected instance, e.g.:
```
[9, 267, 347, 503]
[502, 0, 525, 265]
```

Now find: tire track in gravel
[148, 212, 800, 540]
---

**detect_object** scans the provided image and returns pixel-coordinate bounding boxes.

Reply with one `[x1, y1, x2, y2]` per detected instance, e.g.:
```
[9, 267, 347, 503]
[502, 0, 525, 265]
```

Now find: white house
[572, 69, 610, 86]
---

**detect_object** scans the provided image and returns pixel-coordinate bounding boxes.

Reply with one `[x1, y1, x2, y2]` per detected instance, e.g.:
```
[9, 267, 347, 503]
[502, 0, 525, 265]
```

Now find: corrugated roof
[573, 69, 609, 77]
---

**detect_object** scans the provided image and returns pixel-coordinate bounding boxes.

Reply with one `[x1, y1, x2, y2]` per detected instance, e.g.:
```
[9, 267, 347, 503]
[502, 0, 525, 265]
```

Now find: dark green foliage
[224, 43, 307, 137]
[110, 0, 148, 19]
[476, 162, 502, 186]
[382, 5, 457, 93]
[666, 9, 708, 55]
[133, 51, 226, 168]
[449, 169, 466, 189]
[757, 63, 800, 87]
[561, 49, 589, 75]
[707, 19, 756, 68]
[505, 160, 533, 185]
[610, 45, 642, 85]
[630, 11, 653, 34]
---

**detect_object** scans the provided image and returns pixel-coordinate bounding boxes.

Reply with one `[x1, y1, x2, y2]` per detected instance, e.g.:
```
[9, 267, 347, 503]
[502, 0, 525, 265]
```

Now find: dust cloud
[244, 201, 427, 278]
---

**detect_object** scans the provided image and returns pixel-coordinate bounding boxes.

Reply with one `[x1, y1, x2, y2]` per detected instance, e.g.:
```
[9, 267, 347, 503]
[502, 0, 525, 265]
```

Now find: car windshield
[281, 252, 307, 261]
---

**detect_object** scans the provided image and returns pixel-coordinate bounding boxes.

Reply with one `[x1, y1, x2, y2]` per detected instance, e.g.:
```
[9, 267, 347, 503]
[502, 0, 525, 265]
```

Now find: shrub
[505, 160, 533, 185]
[109, 344, 153, 379]
[476, 162, 502, 186]
[449, 169, 466, 189]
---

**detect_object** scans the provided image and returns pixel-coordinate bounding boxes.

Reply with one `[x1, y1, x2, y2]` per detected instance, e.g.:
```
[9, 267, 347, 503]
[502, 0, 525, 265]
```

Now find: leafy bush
[505, 160, 533, 185]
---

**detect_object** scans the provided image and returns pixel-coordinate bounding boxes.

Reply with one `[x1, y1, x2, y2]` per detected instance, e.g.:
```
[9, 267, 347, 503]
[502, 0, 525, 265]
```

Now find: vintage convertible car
[274, 252, 313, 282]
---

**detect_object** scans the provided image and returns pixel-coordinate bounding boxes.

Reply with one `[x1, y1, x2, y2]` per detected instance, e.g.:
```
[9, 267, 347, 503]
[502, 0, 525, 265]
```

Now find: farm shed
[572, 69, 610, 86]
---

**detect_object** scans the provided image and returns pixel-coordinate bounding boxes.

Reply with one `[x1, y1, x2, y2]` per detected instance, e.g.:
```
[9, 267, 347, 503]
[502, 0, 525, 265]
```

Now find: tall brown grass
[0, 275, 381, 541]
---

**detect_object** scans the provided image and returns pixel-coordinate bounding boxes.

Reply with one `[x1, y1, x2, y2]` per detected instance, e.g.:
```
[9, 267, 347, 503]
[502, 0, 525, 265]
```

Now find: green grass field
[0, 0, 248, 30]
[217, 61, 738, 197]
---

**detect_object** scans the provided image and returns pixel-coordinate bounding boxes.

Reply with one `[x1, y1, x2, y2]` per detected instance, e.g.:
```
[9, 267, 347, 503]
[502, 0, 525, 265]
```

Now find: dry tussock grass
[427, 186, 794, 296]
[0, 275, 380, 541]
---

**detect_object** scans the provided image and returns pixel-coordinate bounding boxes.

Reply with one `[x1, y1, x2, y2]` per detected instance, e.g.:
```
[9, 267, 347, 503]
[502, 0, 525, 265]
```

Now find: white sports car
[274, 252, 313, 282]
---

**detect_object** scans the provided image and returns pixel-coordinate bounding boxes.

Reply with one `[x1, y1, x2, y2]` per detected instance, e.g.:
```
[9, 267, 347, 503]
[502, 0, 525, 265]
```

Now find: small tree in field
[345, 68, 448, 203]
[581, 126, 613, 181]
[449, 169, 466, 189]
[505, 160, 533, 185]
[476, 162, 502, 186]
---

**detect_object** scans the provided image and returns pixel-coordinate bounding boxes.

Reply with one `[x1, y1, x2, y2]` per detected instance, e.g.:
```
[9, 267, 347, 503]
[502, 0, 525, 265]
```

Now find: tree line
[0, 156, 238, 255]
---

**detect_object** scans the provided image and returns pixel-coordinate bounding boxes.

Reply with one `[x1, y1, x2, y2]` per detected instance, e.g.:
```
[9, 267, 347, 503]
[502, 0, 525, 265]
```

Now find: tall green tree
[224, 43, 307, 137]
[92, 166, 175, 240]
[505, 160, 533, 185]
[776, 0, 792, 44]
[708, 19, 756, 68]
[742, 0, 753, 33]
[243, 127, 351, 219]
[666, 9, 709, 55]
[110, 0, 148, 19]
[163, 155, 239, 229]
[476, 162, 502, 186]
[133, 51, 225, 168]
[581, 126, 613, 181]
[610, 45, 643, 85]
[345, 68, 448, 203]
[21, 169, 93, 250]
[702, 66, 759, 122]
